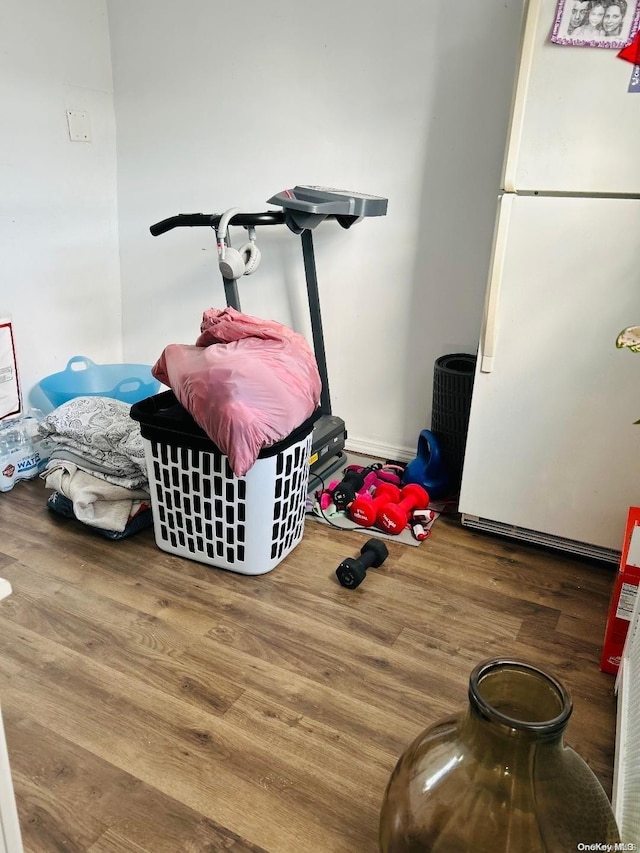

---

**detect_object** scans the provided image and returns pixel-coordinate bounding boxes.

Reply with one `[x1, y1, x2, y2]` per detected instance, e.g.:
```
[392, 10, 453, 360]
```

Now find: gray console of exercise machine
[150, 185, 388, 482]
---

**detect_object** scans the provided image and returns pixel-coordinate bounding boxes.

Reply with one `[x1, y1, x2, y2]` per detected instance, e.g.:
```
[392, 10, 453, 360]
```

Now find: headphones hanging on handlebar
[216, 207, 261, 280]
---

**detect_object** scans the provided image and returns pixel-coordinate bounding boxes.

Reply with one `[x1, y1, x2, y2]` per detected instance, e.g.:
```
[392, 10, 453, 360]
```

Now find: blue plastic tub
[39, 356, 160, 408]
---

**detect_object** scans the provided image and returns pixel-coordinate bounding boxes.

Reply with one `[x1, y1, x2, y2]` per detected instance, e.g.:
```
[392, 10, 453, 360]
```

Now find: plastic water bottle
[0, 418, 41, 492]
[21, 409, 52, 474]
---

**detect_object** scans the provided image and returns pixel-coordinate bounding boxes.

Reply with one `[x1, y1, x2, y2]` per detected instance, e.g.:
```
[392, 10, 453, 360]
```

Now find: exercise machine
[150, 185, 388, 481]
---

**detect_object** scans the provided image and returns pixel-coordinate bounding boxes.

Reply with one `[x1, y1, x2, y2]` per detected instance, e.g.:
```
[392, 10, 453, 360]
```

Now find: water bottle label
[16, 451, 40, 475]
[0, 459, 17, 492]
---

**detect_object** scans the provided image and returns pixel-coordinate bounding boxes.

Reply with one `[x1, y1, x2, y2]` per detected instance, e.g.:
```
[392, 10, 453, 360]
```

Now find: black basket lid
[130, 390, 319, 459]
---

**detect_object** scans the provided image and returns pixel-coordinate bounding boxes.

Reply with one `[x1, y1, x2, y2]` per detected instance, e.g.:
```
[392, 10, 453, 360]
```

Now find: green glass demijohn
[379, 658, 620, 852]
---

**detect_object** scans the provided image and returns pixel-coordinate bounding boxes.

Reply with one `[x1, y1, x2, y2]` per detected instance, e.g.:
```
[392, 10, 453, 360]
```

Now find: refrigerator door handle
[502, 0, 540, 193]
[481, 193, 513, 373]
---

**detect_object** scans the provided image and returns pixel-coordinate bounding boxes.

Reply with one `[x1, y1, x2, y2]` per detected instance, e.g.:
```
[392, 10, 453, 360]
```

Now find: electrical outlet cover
[66, 110, 91, 142]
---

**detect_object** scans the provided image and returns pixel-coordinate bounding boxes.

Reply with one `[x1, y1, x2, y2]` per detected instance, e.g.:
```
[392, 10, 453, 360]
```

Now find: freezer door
[459, 194, 640, 554]
[504, 0, 640, 195]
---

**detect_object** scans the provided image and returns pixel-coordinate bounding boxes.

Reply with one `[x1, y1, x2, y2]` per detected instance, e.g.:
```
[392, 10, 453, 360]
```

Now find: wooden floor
[0, 478, 620, 853]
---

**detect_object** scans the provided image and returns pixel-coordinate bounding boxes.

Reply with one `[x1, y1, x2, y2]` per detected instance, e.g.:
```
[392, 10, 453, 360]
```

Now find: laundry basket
[130, 391, 316, 575]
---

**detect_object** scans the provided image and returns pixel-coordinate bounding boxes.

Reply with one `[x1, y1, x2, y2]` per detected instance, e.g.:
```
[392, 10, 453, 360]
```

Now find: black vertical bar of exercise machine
[222, 273, 241, 311]
[300, 228, 331, 417]
[223, 277, 241, 311]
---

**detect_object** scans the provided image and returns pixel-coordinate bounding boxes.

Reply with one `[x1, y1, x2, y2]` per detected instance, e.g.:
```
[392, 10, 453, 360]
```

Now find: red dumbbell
[349, 483, 401, 528]
[376, 484, 430, 535]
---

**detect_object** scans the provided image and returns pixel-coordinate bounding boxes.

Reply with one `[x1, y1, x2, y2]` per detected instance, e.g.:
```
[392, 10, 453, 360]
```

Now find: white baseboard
[0, 581, 11, 603]
[345, 437, 414, 463]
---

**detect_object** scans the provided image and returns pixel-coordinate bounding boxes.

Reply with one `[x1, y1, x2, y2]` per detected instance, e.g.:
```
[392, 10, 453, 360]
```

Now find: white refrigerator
[458, 0, 640, 562]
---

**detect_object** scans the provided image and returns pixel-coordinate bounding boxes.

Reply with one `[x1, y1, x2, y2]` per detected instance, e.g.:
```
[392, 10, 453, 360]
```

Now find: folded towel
[47, 491, 154, 540]
[43, 460, 150, 532]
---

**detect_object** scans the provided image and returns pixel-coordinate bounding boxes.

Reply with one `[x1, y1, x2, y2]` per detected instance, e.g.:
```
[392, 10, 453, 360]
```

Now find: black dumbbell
[332, 464, 381, 511]
[335, 538, 389, 589]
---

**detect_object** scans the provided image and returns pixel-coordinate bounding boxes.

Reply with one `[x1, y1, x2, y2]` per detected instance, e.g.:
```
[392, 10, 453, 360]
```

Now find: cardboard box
[600, 506, 640, 675]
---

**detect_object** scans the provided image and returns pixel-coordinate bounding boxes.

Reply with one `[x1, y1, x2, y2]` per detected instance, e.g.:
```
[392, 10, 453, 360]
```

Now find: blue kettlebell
[403, 429, 450, 500]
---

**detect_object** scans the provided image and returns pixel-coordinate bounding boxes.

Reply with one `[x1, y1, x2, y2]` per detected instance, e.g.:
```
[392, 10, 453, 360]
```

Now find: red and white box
[600, 506, 640, 675]
[0, 318, 20, 420]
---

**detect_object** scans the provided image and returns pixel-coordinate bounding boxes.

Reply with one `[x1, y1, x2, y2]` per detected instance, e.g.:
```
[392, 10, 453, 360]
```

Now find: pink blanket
[152, 307, 321, 476]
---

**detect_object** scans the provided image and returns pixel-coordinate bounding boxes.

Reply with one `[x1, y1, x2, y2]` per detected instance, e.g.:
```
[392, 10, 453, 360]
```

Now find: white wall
[108, 1, 524, 459]
[1, 0, 121, 412]
[2, 2, 524, 455]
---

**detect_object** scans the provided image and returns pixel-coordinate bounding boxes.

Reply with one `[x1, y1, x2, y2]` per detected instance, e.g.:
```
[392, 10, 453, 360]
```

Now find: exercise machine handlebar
[150, 211, 287, 236]
[149, 210, 364, 238]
